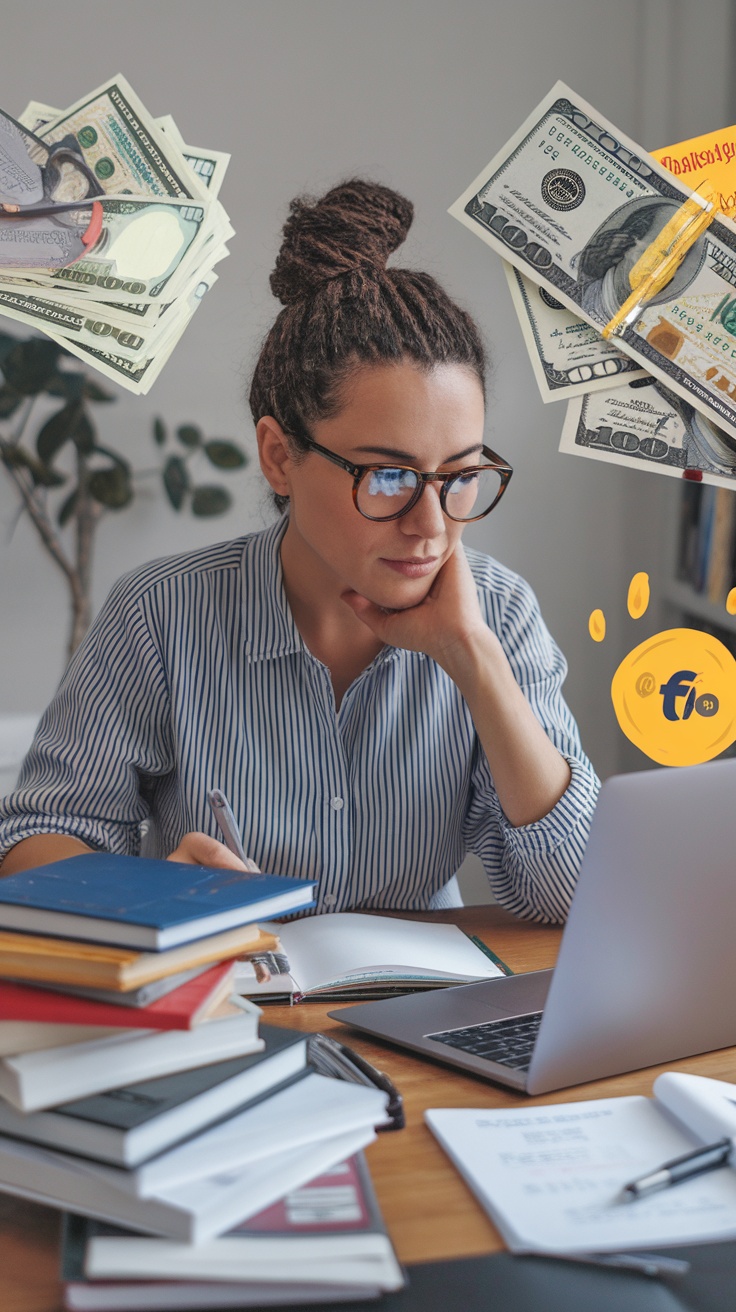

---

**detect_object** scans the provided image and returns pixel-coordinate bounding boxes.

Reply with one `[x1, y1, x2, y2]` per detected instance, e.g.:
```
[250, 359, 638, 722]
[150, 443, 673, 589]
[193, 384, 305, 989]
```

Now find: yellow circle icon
[611, 627, 736, 766]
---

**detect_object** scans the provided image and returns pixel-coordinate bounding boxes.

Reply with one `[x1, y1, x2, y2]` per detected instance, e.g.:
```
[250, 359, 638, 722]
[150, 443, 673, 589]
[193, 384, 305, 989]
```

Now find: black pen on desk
[207, 789, 260, 873]
[620, 1136, 733, 1201]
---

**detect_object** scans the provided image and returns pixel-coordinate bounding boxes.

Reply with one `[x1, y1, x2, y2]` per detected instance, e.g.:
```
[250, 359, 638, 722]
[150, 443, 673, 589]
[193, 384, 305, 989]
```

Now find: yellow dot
[727, 587, 736, 616]
[589, 608, 606, 642]
[627, 572, 650, 619]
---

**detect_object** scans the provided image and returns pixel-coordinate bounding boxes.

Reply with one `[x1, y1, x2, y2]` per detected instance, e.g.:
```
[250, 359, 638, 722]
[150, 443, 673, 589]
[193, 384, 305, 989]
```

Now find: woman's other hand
[341, 542, 487, 671]
[167, 831, 254, 871]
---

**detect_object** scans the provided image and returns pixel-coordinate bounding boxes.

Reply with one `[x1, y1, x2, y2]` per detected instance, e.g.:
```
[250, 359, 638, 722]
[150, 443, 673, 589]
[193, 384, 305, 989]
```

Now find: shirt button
[323, 893, 337, 906]
[330, 797, 344, 810]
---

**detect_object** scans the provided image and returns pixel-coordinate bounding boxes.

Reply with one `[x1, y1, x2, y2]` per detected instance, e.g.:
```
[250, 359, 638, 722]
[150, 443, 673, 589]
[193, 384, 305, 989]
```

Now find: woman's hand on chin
[341, 544, 488, 667]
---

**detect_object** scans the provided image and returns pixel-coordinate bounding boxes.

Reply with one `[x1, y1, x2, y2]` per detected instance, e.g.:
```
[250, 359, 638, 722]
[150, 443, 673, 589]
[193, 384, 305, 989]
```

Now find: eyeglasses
[297, 433, 513, 522]
[0, 108, 104, 269]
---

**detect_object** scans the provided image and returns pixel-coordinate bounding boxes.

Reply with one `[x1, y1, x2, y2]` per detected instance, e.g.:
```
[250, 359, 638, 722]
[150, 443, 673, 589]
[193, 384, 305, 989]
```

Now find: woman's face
[270, 359, 487, 612]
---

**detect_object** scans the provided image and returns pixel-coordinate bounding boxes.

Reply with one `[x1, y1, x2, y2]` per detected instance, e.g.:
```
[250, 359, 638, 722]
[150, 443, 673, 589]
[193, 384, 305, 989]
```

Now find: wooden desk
[4, 904, 736, 1311]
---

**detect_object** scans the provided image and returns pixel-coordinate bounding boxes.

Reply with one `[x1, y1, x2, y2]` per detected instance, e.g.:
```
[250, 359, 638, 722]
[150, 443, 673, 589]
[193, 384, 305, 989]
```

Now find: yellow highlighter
[602, 180, 719, 340]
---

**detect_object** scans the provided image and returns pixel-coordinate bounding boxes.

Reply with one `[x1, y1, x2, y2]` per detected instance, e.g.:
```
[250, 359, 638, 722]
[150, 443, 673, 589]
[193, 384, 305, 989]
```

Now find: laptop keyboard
[426, 1011, 543, 1071]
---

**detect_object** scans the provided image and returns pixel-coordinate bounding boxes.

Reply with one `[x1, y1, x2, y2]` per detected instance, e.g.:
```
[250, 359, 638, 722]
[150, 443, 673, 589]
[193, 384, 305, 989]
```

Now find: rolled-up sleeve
[462, 561, 601, 923]
[0, 573, 173, 863]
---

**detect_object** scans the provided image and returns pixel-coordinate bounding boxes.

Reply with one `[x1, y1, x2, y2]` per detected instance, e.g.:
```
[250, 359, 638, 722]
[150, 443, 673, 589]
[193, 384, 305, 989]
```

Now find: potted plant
[0, 333, 248, 660]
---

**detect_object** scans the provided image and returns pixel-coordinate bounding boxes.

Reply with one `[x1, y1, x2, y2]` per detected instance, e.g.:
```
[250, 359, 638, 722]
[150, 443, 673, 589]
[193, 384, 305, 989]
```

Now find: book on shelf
[706, 486, 736, 603]
[0, 961, 237, 1034]
[0, 1121, 376, 1243]
[426, 1071, 736, 1254]
[0, 922, 277, 990]
[233, 912, 505, 1002]
[62, 1153, 404, 1310]
[676, 480, 736, 605]
[0, 1023, 309, 1166]
[695, 483, 717, 594]
[0, 996, 263, 1111]
[0, 853, 315, 949]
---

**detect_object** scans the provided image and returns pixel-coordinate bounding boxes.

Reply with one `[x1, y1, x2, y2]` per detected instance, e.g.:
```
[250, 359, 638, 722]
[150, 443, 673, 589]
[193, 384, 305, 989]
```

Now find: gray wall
[1, 1, 734, 803]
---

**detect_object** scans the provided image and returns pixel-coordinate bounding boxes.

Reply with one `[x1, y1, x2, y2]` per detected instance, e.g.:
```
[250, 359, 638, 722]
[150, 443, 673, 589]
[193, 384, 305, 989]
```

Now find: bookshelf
[663, 480, 736, 641]
[661, 480, 736, 762]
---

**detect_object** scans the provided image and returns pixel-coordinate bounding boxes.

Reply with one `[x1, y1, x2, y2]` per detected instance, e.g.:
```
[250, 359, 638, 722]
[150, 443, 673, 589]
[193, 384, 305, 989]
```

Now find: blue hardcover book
[0, 854, 315, 950]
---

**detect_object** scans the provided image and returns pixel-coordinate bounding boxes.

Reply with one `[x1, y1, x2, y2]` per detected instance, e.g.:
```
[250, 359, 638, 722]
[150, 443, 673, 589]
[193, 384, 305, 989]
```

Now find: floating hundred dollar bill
[503, 124, 736, 404]
[560, 376, 736, 487]
[0, 76, 233, 394]
[503, 262, 645, 401]
[450, 82, 736, 442]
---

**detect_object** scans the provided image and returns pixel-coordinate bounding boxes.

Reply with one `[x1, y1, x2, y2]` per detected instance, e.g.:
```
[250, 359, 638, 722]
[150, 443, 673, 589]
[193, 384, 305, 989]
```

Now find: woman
[0, 180, 599, 921]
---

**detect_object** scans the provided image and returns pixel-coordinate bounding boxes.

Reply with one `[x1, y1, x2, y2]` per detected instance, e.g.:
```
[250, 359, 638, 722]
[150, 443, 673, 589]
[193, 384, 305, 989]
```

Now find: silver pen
[526, 1251, 690, 1279]
[207, 789, 260, 873]
[620, 1136, 733, 1201]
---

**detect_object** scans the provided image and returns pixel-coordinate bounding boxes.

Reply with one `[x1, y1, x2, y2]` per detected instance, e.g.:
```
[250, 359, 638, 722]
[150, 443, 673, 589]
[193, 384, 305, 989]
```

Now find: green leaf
[1, 340, 60, 395]
[57, 488, 80, 527]
[88, 464, 132, 509]
[71, 409, 96, 455]
[2, 445, 66, 487]
[0, 333, 20, 367]
[82, 378, 116, 403]
[92, 444, 131, 472]
[36, 404, 80, 464]
[176, 423, 202, 449]
[153, 417, 167, 446]
[45, 372, 85, 402]
[0, 384, 23, 419]
[162, 455, 189, 510]
[191, 485, 232, 516]
[203, 440, 248, 469]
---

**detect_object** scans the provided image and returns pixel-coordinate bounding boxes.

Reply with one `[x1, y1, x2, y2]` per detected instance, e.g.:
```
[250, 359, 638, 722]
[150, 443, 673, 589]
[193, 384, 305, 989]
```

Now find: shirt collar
[241, 514, 403, 668]
[242, 515, 305, 661]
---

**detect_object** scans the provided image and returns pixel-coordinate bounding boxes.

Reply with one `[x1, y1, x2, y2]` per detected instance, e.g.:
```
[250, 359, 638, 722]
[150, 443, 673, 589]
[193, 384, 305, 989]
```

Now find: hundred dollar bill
[450, 82, 736, 441]
[35, 75, 209, 204]
[503, 124, 736, 404]
[1, 83, 232, 392]
[560, 376, 736, 487]
[156, 115, 231, 200]
[503, 263, 644, 400]
[45, 271, 218, 395]
[4, 197, 210, 304]
[16, 102, 62, 133]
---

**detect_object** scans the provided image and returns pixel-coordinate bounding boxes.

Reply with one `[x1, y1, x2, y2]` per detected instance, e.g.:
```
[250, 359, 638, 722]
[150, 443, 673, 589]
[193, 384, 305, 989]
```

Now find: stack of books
[0, 854, 402, 1305]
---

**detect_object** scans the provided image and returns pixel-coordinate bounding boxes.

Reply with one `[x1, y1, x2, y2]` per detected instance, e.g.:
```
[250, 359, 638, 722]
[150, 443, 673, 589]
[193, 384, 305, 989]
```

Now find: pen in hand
[207, 789, 261, 874]
[620, 1135, 733, 1201]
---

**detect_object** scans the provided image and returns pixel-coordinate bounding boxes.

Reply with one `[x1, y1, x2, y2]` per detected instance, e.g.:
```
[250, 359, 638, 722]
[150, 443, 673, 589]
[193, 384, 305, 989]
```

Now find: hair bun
[270, 179, 413, 305]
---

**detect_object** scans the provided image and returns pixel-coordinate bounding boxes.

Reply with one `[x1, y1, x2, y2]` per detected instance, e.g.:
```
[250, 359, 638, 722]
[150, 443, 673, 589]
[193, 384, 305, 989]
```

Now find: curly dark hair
[249, 179, 487, 511]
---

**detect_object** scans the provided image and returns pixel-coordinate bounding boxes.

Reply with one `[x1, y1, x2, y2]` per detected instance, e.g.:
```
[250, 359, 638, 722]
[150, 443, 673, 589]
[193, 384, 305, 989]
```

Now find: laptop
[329, 759, 736, 1095]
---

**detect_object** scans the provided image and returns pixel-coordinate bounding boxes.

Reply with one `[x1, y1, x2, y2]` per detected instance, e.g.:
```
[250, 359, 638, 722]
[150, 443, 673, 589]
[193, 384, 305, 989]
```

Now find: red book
[0, 961, 236, 1032]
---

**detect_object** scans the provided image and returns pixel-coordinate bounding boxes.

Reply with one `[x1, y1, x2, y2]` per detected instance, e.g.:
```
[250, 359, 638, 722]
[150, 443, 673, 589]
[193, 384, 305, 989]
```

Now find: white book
[84, 1073, 388, 1198]
[427, 1071, 736, 1254]
[235, 912, 503, 1000]
[0, 1000, 262, 1112]
[0, 1021, 120, 1056]
[0, 1124, 376, 1243]
[66, 1154, 403, 1307]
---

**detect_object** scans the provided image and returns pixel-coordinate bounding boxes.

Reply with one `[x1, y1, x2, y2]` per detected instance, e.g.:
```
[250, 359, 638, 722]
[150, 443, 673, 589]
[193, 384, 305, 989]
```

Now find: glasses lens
[356, 467, 419, 519]
[443, 467, 504, 521]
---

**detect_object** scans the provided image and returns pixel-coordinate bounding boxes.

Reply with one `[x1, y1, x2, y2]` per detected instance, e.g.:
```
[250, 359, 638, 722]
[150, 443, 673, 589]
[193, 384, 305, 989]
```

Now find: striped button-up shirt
[0, 517, 600, 922]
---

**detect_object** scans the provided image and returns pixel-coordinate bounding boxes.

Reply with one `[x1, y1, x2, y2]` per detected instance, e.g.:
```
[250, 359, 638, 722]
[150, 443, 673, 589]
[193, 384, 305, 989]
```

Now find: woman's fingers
[167, 831, 250, 870]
